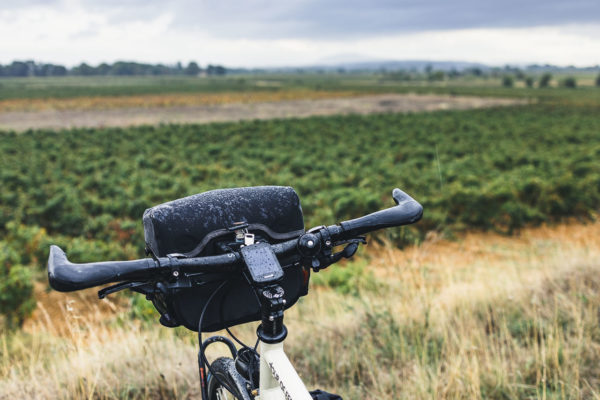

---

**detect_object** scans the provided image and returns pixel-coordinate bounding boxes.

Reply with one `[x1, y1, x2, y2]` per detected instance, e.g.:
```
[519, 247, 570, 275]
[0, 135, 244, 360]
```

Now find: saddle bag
[140, 186, 309, 332]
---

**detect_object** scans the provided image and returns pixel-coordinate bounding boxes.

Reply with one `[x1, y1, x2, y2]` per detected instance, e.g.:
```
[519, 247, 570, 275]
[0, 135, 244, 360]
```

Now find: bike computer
[240, 242, 284, 285]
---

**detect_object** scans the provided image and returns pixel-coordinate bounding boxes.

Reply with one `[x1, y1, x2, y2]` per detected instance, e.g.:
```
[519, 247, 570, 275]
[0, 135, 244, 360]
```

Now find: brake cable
[198, 281, 237, 399]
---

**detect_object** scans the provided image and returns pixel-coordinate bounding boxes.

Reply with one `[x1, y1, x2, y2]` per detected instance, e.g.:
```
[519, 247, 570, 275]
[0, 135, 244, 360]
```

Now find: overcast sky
[1, 0, 599, 67]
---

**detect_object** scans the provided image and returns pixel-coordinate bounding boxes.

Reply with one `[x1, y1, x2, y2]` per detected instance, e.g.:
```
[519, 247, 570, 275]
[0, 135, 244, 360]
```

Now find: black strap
[179, 224, 305, 258]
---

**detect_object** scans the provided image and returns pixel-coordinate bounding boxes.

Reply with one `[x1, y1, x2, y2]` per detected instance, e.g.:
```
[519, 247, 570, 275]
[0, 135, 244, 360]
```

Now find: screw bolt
[325, 240, 331, 246]
[307, 240, 314, 248]
[172, 270, 179, 277]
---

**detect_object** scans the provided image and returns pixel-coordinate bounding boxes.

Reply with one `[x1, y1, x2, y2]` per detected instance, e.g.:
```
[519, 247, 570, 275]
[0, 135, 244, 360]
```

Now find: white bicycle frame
[256, 340, 312, 400]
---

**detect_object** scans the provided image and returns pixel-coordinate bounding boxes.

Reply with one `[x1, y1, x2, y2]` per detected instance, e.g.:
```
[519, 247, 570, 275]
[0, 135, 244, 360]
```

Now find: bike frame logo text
[268, 362, 292, 400]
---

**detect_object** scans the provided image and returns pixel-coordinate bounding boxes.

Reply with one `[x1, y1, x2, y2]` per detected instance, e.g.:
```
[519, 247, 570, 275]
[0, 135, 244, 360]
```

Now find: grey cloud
[7, 0, 600, 39]
[0, 0, 60, 8]
[180, 0, 600, 38]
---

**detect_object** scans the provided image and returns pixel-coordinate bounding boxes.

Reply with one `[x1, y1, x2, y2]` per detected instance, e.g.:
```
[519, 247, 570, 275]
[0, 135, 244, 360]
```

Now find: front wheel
[207, 357, 252, 400]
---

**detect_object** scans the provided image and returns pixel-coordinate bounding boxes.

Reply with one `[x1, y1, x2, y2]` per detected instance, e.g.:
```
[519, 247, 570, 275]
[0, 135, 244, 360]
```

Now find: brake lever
[98, 281, 148, 299]
[341, 242, 359, 258]
[311, 237, 366, 272]
[333, 236, 367, 247]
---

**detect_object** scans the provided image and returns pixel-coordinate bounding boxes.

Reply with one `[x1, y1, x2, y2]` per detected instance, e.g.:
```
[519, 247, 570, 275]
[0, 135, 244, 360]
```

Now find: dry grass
[2, 221, 600, 399]
[296, 222, 600, 399]
[0, 90, 361, 113]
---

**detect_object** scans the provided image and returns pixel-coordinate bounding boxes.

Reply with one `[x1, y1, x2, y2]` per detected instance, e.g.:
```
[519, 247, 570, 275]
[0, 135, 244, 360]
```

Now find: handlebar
[48, 239, 300, 292]
[48, 188, 422, 292]
[338, 188, 423, 238]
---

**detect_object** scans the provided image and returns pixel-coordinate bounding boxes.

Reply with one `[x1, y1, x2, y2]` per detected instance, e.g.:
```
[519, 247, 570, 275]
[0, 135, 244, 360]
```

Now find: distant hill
[342, 60, 488, 72]
[247, 59, 489, 73]
[233, 60, 599, 74]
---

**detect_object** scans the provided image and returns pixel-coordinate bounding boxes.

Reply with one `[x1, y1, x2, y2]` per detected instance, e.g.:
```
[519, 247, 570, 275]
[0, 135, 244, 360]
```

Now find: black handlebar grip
[47, 245, 156, 292]
[339, 188, 423, 238]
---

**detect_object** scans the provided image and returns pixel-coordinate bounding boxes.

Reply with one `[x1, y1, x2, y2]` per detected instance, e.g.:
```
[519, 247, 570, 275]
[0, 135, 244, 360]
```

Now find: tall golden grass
[0, 90, 361, 113]
[2, 221, 599, 399]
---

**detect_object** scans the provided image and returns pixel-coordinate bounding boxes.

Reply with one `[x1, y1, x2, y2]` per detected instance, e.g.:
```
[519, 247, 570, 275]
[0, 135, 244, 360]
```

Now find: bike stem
[256, 284, 312, 400]
[256, 284, 288, 344]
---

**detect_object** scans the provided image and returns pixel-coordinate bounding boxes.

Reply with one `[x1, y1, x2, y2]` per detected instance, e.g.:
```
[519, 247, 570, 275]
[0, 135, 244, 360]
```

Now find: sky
[0, 0, 599, 68]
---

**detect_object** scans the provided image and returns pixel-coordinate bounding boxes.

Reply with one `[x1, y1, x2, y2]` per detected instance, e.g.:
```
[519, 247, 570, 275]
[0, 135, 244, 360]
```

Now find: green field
[0, 76, 266, 100]
[1, 73, 598, 102]
[2, 98, 599, 258]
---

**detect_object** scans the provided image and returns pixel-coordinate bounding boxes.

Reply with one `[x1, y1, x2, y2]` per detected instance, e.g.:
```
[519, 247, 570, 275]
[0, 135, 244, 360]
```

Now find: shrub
[525, 76, 534, 88]
[387, 71, 412, 81]
[428, 71, 445, 82]
[595, 74, 600, 87]
[4, 222, 49, 265]
[0, 244, 36, 329]
[539, 73, 552, 88]
[560, 77, 577, 88]
[502, 76, 514, 87]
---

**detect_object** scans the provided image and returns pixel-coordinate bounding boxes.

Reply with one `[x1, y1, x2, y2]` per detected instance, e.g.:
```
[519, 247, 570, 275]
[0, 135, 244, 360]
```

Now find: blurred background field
[1, 71, 600, 399]
[0, 71, 599, 104]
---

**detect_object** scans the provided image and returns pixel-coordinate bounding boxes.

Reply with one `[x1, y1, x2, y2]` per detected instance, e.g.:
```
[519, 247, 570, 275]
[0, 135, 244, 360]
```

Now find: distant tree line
[0, 60, 226, 77]
[383, 64, 600, 90]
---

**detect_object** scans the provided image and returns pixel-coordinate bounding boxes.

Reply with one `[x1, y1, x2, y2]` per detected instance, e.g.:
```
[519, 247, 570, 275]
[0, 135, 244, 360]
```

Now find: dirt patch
[0, 90, 359, 112]
[0, 93, 528, 131]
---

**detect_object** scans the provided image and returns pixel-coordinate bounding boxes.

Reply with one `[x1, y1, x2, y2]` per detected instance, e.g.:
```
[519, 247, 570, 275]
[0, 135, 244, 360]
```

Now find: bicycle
[48, 186, 422, 399]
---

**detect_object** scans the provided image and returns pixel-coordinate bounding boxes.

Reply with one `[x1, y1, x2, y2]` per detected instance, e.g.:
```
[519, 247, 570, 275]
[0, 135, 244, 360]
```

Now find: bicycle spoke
[217, 386, 234, 400]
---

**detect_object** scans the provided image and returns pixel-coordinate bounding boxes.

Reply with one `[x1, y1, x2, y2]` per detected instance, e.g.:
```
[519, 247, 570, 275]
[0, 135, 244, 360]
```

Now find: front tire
[207, 357, 251, 400]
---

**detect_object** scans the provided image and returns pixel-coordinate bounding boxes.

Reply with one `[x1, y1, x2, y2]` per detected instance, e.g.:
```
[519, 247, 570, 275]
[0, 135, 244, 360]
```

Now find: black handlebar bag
[142, 186, 309, 332]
